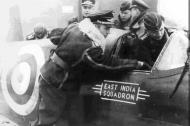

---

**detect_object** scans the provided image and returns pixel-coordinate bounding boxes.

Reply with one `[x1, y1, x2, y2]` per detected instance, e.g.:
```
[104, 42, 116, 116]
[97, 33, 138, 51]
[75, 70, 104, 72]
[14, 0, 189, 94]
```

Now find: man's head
[88, 10, 114, 38]
[95, 23, 112, 38]
[144, 12, 165, 40]
[119, 0, 132, 22]
[48, 28, 65, 45]
[81, 0, 95, 17]
[119, 0, 149, 22]
[34, 23, 47, 39]
[131, 0, 149, 16]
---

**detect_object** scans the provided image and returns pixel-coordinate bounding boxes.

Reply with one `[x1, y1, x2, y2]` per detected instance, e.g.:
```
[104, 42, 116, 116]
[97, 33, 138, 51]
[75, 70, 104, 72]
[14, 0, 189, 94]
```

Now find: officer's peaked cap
[120, 0, 132, 11]
[132, 0, 149, 10]
[82, 0, 95, 6]
[87, 10, 114, 25]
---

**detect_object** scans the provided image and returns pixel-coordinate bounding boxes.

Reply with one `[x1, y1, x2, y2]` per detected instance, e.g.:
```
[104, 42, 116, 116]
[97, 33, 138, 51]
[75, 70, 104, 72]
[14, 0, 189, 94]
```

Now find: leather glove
[86, 46, 103, 61]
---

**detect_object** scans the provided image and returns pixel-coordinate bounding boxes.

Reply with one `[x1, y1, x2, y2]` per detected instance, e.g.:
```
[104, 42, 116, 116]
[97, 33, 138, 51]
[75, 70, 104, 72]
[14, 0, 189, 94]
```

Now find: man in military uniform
[68, 0, 96, 24]
[141, 12, 173, 63]
[26, 23, 48, 40]
[115, 32, 153, 67]
[105, 0, 150, 68]
[114, 0, 149, 39]
[33, 10, 147, 126]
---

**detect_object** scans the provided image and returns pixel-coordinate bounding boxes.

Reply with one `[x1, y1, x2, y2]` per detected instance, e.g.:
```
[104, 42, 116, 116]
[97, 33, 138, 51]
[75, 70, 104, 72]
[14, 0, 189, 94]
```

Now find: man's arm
[82, 46, 148, 71]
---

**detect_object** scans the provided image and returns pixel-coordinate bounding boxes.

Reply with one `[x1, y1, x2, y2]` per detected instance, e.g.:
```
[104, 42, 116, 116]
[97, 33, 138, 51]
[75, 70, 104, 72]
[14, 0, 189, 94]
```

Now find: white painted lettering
[130, 94, 135, 101]
[103, 90, 107, 96]
[104, 83, 108, 89]
[132, 88, 136, 93]
[126, 94, 131, 99]
[114, 92, 117, 98]
[122, 93, 125, 99]
[114, 85, 118, 90]
[118, 92, 121, 98]
[120, 85, 126, 91]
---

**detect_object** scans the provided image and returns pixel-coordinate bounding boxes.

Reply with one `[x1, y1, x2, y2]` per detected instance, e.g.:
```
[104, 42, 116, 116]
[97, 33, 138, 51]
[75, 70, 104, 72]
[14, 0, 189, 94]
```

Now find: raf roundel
[1, 44, 45, 116]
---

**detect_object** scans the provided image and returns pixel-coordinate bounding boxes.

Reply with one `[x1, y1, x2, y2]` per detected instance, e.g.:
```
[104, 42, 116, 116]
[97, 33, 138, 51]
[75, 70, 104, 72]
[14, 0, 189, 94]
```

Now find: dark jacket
[41, 23, 92, 88]
[106, 32, 153, 67]
[40, 23, 141, 90]
[141, 28, 173, 63]
[119, 34, 153, 66]
[114, 12, 147, 39]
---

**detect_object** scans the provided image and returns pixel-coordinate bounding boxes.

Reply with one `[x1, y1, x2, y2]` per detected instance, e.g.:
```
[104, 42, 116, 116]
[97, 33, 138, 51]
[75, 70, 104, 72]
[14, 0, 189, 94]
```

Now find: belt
[50, 53, 69, 71]
[40, 72, 68, 89]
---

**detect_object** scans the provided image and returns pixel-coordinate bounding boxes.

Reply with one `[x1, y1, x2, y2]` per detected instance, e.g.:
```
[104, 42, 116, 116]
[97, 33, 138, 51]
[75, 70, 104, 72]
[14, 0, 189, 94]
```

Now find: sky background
[158, 0, 188, 29]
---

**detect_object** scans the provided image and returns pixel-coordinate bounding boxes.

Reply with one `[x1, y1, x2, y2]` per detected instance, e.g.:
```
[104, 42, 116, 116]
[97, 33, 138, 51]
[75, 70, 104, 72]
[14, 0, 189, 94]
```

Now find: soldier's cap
[34, 23, 47, 34]
[120, 0, 149, 11]
[132, 0, 149, 10]
[120, 0, 132, 11]
[144, 12, 163, 31]
[82, 0, 95, 6]
[87, 10, 114, 25]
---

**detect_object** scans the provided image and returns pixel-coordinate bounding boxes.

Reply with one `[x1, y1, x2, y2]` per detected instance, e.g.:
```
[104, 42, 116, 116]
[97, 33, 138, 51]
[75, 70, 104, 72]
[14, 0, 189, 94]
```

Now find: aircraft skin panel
[95, 111, 183, 126]
[79, 70, 188, 126]
[0, 39, 188, 126]
[139, 72, 188, 125]
[0, 39, 55, 126]
[90, 69, 188, 125]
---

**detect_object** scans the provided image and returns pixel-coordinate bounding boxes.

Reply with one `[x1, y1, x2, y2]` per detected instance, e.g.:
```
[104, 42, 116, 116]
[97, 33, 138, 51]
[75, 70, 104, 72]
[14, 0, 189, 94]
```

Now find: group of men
[112, 0, 175, 66]
[30, 0, 188, 126]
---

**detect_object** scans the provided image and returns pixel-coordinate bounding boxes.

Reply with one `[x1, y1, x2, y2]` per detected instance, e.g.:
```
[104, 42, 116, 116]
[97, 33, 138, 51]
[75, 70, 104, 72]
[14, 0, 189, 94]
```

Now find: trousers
[32, 76, 67, 126]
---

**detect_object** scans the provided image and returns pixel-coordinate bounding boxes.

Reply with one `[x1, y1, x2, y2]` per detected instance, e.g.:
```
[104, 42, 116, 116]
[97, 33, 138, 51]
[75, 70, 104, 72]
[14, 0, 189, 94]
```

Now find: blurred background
[0, 0, 188, 42]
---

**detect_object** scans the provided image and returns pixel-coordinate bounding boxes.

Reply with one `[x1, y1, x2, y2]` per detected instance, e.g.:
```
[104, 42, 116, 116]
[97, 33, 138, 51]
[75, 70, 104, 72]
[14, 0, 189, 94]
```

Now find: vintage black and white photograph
[0, 0, 189, 126]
